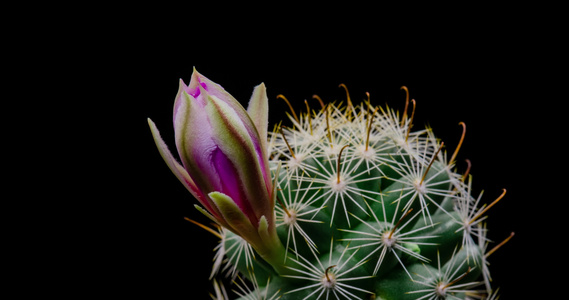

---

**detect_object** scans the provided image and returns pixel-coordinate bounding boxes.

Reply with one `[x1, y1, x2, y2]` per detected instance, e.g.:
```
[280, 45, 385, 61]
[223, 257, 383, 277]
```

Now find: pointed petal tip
[190, 66, 199, 78]
[147, 117, 159, 132]
[190, 66, 206, 80]
[254, 83, 267, 97]
[175, 78, 189, 98]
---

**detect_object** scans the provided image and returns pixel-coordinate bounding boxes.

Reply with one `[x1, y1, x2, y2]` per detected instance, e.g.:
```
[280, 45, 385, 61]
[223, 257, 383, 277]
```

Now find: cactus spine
[203, 86, 511, 300]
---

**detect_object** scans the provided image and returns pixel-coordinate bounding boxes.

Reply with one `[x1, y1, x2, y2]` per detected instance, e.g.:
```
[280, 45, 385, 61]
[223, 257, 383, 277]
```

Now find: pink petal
[148, 118, 219, 217]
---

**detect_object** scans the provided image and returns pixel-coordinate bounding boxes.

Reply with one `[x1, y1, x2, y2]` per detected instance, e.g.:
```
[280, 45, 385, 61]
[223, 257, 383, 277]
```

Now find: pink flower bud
[148, 70, 285, 269]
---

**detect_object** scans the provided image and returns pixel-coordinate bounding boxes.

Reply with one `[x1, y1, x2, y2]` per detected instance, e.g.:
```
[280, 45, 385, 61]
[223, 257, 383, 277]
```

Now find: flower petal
[210, 146, 257, 224]
[172, 79, 188, 124]
[191, 69, 271, 187]
[147, 118, 220, 216]
[247, 82, 269, 162]
[206, 94, 273, 223]
[173, 87, 223, 195]
[189, 68, 240, 107]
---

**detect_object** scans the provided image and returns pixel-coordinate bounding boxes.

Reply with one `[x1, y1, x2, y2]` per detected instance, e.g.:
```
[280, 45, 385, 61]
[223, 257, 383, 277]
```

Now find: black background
[96, 9, 560, 299]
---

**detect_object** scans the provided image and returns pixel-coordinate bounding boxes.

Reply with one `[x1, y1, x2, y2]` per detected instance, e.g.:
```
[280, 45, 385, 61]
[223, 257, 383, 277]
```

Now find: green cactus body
[207, 88, 508, 300]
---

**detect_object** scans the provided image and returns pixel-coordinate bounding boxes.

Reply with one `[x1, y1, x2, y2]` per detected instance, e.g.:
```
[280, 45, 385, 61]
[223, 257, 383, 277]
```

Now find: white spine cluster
[198, 87, 512, 300]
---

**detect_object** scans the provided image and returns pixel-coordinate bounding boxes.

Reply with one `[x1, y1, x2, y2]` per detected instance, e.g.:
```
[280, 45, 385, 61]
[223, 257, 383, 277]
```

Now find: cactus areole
[149, 69, 512, 299]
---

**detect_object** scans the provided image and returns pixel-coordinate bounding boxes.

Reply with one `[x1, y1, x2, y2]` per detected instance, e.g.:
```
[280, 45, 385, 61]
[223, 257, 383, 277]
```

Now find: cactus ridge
[204, 88, 510, 300]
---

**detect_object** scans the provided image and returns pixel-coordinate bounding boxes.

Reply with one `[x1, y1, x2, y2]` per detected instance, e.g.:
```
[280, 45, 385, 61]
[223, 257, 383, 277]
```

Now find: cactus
[149, 71, 512, 299]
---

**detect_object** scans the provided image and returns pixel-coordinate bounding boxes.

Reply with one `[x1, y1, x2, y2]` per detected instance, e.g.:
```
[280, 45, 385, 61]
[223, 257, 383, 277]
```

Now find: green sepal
[257, 215, 281, 258]
[257, 215, 271, 241]
[193, 204, 231, 231]
[209, 192, 263, 247]
[257, 215, 290, 275]
[209, 192, 289, 275]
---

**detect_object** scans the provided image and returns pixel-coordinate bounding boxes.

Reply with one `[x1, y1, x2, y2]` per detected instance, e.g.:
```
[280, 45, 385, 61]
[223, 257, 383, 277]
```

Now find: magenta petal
[211, 146, 257, 224]
[188, 81, 208, 98]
